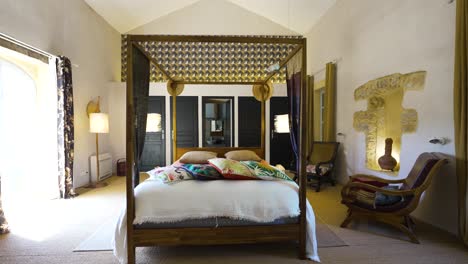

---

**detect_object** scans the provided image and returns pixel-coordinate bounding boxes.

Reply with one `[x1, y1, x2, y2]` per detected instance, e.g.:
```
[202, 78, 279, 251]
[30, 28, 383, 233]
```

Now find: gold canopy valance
[121, 34, 302, 84]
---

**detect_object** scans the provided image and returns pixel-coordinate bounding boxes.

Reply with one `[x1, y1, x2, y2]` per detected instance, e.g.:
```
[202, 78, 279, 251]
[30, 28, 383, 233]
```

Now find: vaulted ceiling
[84, 0, 336, 34]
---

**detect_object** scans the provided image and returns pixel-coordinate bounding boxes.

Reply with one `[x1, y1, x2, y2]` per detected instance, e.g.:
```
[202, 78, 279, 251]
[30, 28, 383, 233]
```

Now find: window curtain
[132, 46, 150, 187]
[324, 62, 336, 142]
[454, 0, 468, 246]
[0, 179, 8, 234]
[286, 50, 303, 171]
[56, 56, 76, 199]
[306, 75, 314, 154]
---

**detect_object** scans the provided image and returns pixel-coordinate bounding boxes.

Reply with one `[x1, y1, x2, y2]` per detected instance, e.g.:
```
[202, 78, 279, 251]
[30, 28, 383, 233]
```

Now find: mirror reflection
[202, 97, 234, 147]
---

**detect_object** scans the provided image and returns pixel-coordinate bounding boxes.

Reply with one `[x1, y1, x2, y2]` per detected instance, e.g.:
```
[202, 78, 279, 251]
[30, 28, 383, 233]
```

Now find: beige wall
[306, 0, 457, 234]
[126, 0, 297, 35]
[0, 0, 121, 187]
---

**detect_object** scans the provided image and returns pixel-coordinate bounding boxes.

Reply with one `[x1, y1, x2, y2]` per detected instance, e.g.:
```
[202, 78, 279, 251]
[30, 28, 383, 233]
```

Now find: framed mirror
[202, 97, 234, 147]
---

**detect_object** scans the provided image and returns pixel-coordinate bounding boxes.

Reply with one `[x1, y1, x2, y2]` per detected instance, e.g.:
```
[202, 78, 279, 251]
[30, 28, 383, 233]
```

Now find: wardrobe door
[171, 96, 198, 158]
[270, 97, 293, 169]
[238, 97, 261, 147]
[141, 96, 165, 171]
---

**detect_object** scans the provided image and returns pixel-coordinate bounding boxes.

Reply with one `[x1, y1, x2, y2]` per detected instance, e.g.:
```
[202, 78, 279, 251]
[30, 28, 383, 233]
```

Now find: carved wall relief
[353, 71, 426, 171]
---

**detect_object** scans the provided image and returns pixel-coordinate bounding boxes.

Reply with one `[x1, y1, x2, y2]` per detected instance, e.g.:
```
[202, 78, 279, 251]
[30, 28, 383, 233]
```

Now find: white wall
[0, 0, 121, 188]
[306, 0, 457, 234]
[126, 0, 297, 35]
[108, 82, 287, 170]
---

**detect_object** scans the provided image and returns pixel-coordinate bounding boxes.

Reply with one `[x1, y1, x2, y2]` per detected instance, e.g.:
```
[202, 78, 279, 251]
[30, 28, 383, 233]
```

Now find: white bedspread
[113, 178, 320, 263]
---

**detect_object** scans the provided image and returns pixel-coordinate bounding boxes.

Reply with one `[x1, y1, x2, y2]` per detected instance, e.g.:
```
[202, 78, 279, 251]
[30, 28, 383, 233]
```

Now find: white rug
[73, 217, 116, 252]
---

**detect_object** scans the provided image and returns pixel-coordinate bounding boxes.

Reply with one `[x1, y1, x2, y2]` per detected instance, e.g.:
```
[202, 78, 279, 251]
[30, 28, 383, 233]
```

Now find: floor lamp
[89, 113, 109, 188]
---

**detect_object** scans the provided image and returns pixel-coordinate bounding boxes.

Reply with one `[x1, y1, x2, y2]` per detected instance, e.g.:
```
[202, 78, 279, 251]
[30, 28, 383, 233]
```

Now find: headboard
[176, 147, 265, 161]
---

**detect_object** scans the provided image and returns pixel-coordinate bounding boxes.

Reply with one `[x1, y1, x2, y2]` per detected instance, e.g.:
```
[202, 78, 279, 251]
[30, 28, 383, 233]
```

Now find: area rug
[73, 217, 117, 252]
[74, 216, 346, 252]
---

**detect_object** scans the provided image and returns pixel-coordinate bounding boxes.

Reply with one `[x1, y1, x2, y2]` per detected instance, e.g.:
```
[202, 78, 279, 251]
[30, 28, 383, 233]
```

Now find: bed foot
[128, 245, 136, 264]
[298, 238, 307, 260]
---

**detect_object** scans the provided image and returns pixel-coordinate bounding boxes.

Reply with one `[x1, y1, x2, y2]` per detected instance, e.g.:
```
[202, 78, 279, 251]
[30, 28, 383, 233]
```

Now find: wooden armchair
[307, 141, 340, 192]
[340, 152, 447, 243]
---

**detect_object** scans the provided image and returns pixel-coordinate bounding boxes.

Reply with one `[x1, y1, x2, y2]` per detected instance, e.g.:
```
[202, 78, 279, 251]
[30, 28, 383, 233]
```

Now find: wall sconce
[274, 114, 290, 133]
[146, 113, 162, 132]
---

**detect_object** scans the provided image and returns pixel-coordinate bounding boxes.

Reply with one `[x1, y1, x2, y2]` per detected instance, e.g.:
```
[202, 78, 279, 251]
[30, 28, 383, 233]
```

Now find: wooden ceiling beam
[128, 35, 304, 45]
[173, 81, 265, 85]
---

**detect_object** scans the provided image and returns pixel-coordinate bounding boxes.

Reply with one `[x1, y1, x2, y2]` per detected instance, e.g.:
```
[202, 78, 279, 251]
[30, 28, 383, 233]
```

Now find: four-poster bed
[115, 34, 315, 264]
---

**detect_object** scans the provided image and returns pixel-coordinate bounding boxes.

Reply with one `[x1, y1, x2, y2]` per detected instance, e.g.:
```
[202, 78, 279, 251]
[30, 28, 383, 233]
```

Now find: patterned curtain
[286, 50, 303, 171]
[132, 46, 150, 187]
[57, 56, 76, 199]
[0, 178, 9, 234]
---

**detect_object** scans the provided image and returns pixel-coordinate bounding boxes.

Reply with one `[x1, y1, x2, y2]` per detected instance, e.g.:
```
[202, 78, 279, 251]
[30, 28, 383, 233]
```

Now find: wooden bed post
[261, 99, 266, 157]
[172, 94, 177, 162]
[126, 38, 136, 264]
[298, 39, 308, 259]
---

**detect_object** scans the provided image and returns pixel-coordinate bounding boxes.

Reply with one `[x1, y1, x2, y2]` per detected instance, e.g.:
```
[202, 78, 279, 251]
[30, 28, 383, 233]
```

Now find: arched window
[0, 59, 37, 202]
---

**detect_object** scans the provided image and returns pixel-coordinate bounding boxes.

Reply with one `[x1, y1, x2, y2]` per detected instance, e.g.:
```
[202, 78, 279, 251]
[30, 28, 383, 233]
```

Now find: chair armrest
[349, 174, 406, 184]
[343, 182, 416, 196]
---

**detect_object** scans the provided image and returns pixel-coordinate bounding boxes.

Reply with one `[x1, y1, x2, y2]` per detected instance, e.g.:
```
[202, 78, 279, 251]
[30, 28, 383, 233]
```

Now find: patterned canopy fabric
[121, 35, 302, 83]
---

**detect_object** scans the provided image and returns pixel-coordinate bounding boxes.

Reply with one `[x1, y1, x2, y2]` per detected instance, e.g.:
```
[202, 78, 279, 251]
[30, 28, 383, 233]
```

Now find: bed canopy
[125, 34, 312, 263]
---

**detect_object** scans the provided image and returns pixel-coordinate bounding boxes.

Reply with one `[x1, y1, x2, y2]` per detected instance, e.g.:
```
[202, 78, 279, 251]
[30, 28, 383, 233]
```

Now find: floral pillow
[241, 161, 293, 181]
[147, 166, 193, 183]
[208, 158, 257, 180]
[182, 164, 223, 180]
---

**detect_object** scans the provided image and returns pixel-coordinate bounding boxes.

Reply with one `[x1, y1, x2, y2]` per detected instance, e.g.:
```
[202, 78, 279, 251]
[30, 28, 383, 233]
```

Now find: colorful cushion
[208, 158, 257, 180]
[374, 185, 403, 206]
[147, 166, 193, 183]
[241, 161, 292, 181]
[182, 164, 223, 180]
[179, 151, 217, 164]
[306, 164, 330, 175]
[224, 150, 262, 161]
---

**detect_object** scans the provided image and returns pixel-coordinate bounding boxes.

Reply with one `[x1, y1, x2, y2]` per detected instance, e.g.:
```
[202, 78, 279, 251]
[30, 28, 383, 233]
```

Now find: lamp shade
[89, 113, 109, 133]
[274, 114, 290, 133]
[146, 113, 162, 132]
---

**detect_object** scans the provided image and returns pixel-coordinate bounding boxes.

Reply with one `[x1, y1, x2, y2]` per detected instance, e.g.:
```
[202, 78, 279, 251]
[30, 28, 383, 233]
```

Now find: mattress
[134, 216, 299, 229]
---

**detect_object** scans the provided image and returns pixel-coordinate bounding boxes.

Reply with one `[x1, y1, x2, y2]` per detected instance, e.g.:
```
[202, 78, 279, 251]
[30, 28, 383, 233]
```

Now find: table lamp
[146, 113, 162, 132]
[274, 114, 290, 133]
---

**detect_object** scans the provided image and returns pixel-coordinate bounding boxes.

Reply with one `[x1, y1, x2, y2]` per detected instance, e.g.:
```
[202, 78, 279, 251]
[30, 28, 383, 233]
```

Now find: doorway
[270, 97, 293, 169]
[0, 50, 58, 240]
[140, 96, 166, 171]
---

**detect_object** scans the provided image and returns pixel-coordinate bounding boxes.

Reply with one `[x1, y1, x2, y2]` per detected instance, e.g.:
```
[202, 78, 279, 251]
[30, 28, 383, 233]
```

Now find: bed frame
[126, 35, 310, 264]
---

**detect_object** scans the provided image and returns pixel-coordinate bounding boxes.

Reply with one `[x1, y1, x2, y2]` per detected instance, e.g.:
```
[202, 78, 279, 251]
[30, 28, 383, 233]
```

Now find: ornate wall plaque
[353, 71, 426, 171]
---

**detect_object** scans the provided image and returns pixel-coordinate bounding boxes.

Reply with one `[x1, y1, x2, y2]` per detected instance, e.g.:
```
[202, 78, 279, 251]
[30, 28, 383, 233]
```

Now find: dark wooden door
[270, 97, 293, 169]
[171, 96, 198, 160]
[238, 97, 261, 147]
[141, 96, 165, 171]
